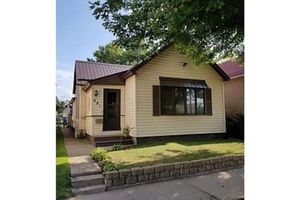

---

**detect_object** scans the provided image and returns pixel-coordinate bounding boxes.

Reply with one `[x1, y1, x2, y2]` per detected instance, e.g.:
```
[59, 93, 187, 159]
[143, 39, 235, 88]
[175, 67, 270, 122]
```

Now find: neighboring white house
[62, 100, 70, 119]
[71, 44, 230, 145]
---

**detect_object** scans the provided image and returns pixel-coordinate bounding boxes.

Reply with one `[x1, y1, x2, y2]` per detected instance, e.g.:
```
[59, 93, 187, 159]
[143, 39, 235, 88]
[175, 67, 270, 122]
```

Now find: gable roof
[121, 44, 230, 81]
[72, 45, 231, 94]
[218, 61, 244, 79]
[72, 60, 132, 93]
[121, 43, 173, 79]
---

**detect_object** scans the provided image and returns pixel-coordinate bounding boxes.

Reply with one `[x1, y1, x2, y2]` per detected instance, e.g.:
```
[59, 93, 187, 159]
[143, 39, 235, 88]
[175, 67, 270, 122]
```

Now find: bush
[91, 147, 119, 172]
[103, 160, 118, 172]
[78, 131, 86, 139]
[91, 147, 109, 162]
[112, 144, 124, 151]
[226, 113, 244, 140]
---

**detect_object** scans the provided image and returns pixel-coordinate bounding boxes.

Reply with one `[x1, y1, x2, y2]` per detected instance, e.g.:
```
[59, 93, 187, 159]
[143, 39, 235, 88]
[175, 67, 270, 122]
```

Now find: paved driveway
[69, 168, 244, 200]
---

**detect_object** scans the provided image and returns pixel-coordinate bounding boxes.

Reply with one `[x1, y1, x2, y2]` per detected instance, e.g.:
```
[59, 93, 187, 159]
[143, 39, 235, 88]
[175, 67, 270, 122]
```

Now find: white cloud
[56, 61, 74, 100]
[56, 68, 73, 80]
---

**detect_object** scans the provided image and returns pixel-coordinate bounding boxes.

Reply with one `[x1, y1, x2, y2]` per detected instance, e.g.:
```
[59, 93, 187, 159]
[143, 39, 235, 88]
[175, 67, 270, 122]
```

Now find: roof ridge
[75, 60, 132, 68]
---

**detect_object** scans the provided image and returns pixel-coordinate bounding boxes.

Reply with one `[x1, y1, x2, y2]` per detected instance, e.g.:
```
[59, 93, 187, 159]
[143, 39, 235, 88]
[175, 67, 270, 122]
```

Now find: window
[186, 88, 195, 114]
[174, 87, 185, 114]
[161, 87, 173, 114]
[196, 89, 205, 114]
[161, 86, 206, 115]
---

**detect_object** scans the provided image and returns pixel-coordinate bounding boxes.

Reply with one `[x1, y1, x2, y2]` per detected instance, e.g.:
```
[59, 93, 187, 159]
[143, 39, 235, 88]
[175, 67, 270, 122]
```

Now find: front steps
[69, 155, 106, 195]
[72, 184, 106, 195]
[92, 135, 134, 147]
[71, 173, 106, 195]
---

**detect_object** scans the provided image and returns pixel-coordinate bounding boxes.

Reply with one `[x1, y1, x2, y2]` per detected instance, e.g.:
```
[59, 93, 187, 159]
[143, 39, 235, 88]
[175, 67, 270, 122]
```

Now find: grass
[108, 139, 244, 169]
[56, 127, 72, 200]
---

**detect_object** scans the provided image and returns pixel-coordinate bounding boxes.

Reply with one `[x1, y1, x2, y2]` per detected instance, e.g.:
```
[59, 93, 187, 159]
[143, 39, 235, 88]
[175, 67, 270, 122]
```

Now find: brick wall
[103, 155, 244, 190]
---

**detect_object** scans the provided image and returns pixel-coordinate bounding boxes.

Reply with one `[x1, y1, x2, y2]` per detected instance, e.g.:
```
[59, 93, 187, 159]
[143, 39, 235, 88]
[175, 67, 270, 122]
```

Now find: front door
[103, 89, 121, 131]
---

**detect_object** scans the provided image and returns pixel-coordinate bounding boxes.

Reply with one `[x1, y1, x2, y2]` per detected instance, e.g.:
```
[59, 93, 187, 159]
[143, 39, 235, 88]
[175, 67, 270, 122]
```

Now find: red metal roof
[75, 60, 132, 83]
[218, 61, 244, 79]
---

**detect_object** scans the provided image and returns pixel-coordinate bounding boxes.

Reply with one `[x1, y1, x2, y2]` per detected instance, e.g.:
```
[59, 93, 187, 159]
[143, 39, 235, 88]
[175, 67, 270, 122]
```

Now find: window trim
[160, 86, 206, 116]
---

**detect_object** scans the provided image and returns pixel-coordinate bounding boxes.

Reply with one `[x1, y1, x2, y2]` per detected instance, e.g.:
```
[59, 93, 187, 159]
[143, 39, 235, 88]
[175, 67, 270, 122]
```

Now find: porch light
[180, 62, 187, 67]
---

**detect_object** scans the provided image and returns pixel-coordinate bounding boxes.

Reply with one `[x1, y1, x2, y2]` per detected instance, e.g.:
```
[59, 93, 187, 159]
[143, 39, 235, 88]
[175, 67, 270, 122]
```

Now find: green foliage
[112, 143, 124, 151]
[87, 42, 149, 65]
[226, 113, 244, 140]
[91, 147, 110, 162]
[91, 147, 119, 171]
[122, 126, 131, 137]
[56, 127, 72, 200]
[103, 160, 118, 172]
[56, 96, 65, 114]
[89, 0, 244, 64]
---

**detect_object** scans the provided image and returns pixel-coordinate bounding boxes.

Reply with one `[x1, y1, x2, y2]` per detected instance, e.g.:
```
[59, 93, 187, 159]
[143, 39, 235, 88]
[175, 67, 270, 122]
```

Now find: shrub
[226, 113, 244, 140]
[103, 160, 118, 172]
[112, 143, 124, 151]
[78, 131, 86, 139]
[91, 147, 109, 162]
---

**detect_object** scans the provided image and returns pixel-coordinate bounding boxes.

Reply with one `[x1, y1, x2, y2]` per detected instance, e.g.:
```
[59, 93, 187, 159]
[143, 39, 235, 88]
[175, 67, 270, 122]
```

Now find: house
[71, 44, 230, 145]
[219, 61, 244, 117]
[68, 97, 75, 127]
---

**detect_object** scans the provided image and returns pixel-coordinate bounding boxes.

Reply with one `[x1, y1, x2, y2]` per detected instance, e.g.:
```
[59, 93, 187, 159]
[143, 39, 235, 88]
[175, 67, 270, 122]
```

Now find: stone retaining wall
[103, 155, 244, 190]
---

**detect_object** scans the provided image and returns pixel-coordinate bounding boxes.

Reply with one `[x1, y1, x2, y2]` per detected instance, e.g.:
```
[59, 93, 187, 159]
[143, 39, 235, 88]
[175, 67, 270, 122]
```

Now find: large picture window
[161, 86, 205, 115]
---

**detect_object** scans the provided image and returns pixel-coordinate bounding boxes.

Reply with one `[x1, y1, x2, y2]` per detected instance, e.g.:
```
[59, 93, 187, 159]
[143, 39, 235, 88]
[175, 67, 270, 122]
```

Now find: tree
[56, 97, 65, 114]
[87, 42, 149, 65]
[89, 0, 244, 64]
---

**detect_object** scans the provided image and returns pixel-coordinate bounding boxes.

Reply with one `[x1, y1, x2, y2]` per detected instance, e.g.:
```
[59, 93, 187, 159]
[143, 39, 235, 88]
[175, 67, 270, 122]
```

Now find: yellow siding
[86, 89, 92, 116]
[135, 45, 226, 137]
[78, 86, 85, 130]
[85, 117, 93, 135]
[84, 89, 93, 135]
[125, 75, 137, 136]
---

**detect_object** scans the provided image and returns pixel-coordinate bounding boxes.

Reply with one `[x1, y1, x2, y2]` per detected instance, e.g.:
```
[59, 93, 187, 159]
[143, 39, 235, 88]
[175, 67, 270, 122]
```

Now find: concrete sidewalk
[69, 168, 244, 200]
[62, 127, 94, 157]
[62, 128, 100, 176]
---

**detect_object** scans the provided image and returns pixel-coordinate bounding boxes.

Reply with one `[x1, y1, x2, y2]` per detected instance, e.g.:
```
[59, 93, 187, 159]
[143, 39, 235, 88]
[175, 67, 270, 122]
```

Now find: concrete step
[69, 156, 103, 177]
[71, 168, 102, 178]
[93, 135, 123, 142]
[71, 174, 104, 188]
[72, 184, 106, 195]
[95, 139, 133, 147]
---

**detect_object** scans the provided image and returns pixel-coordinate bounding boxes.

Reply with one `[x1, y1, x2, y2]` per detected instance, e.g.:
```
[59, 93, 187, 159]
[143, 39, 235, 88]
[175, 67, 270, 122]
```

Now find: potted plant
[122, 126, 132, 140]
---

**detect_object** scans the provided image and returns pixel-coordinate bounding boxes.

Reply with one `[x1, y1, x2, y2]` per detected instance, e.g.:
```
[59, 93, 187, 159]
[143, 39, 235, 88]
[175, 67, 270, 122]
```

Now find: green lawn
[108, 139, 244, 169]
[56, 127, 72, 200]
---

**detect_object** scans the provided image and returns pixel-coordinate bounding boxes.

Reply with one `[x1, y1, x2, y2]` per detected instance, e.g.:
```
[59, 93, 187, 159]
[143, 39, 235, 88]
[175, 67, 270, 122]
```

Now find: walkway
[68, 168, 244, 200]
[62, 128, 100, 176]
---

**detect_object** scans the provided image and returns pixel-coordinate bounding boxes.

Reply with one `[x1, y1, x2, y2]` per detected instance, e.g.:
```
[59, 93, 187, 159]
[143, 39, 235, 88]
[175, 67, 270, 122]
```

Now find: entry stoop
[71, 173, 106, 195]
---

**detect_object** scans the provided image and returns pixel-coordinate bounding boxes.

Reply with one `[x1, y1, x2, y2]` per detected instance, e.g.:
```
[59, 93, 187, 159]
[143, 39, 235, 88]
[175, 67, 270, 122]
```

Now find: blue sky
[56, 0, 115, 100]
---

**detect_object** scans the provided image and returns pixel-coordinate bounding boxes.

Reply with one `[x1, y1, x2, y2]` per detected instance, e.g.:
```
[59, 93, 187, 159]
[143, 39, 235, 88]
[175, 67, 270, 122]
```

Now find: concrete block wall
[103, 155, 244, 190]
